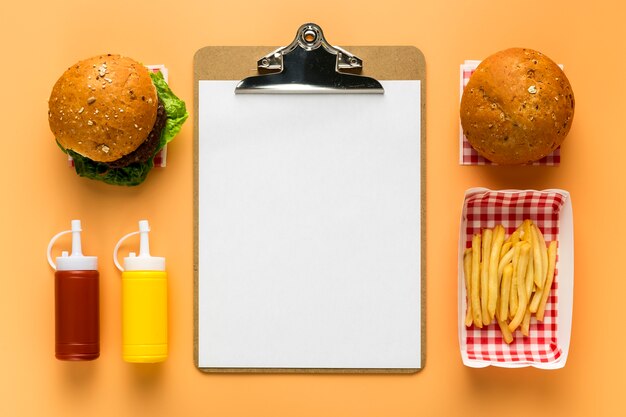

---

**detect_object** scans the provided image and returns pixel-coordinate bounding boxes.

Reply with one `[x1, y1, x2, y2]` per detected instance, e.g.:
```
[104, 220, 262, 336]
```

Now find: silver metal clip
[235, 23, 384, 94]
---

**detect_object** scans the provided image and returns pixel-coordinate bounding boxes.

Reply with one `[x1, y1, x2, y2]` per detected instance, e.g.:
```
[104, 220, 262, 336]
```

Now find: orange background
[1, 1, 623, 416]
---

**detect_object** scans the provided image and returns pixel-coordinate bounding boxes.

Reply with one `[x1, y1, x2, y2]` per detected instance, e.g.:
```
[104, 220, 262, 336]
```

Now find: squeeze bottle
[47, 220, 99, 361]
[114, 220, 167, 363]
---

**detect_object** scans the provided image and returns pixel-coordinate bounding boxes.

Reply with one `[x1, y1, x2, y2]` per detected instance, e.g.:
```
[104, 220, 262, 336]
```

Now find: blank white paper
[198, 80, 422, 369]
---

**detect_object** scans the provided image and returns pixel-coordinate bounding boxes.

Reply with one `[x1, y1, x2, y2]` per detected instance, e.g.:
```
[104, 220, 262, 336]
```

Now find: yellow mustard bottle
[114, 220, 167, 363]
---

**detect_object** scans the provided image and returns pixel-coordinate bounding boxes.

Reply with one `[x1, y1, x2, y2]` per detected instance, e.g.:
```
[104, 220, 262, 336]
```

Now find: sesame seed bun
[48, 54, 158, 163]
[460, 48, 575, 165]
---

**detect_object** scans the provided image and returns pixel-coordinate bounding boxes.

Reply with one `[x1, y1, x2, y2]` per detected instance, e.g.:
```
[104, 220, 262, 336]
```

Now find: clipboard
[194, 23, 426, 373]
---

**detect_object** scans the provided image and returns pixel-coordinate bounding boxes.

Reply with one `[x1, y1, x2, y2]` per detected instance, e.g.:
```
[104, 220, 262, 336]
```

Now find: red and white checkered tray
[458, 188, 574, 369]
[67, 64, 169, 168]
[459, 60, 561, 166]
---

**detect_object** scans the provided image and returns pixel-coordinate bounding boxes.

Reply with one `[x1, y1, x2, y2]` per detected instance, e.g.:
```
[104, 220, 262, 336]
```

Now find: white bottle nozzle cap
[47, 220, 98, 271]
[138, 220, 151, 257]
[70, 220, 83, 257]
[113, 220, 165, 272]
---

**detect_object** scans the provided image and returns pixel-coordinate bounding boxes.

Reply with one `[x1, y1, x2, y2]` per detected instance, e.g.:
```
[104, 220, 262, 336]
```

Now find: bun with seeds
[48, 54, 187, 186]
[460, 48, 574, 165]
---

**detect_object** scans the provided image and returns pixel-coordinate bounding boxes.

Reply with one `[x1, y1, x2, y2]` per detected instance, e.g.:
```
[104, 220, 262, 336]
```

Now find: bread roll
[48, 54, 158, 162]
[460, 48, 575, 165]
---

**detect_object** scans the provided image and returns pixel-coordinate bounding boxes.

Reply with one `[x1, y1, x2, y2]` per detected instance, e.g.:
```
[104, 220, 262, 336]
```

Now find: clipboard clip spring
[257, 24, 363, 72]
[235, 23, 384, 94]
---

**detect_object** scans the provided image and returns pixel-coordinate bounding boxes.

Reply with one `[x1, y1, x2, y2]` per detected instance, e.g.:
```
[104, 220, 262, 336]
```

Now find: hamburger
[48, 54, 188, 185]
[460, 48, 574, 165]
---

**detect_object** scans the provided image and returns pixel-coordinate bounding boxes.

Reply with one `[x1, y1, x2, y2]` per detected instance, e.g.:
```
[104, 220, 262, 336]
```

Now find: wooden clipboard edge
[193, 45, 426, 374]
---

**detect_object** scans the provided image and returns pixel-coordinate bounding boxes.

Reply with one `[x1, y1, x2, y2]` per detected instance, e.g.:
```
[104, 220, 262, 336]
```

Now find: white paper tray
[458, 188, 574, 369]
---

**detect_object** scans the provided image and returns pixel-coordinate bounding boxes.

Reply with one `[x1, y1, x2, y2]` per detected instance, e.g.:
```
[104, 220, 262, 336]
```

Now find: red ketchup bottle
[47, 220, 99, 361]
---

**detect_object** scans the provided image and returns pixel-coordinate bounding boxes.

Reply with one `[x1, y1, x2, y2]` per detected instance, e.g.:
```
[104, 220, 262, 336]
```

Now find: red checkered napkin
[67, 65, 169, 168]
[459, 61, 561, 166]
[461, 189, 565, 365]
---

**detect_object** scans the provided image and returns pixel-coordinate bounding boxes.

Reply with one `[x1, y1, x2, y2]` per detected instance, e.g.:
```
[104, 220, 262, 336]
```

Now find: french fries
[497, 247, 514, 279]
[487, 225, 505, 321]
[499, 263, 513, 321]
[506, 227, 521, 245]
[535, 224, 549, 289]
[500, 242, 513, 260]
[537, 241, 558, 321]
[463, 249, 473, 327]
[471, 233, 483, 327]
[509, 243, 521, 318]
[509, 242, 530, 332]
[524, 243, 534, 298]
[463, 220, 558, 344]
[530, 224, 543, 289]
[497, 314, 514, 344]
[521, 307, 531, 337]
[480, 229, 493, 326]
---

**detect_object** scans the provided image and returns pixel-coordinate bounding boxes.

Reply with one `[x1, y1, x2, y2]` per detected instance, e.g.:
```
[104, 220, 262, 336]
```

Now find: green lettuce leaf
[149, 71, 188, 150]
[67, 148, 154, 186]
[65, 70, 188, 186]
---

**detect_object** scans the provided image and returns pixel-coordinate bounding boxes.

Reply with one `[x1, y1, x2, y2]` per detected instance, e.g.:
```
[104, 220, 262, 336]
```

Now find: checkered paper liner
[459, 61, 561, 166]
[458, 188, 573, 369]
[67, 64, 169, 168]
